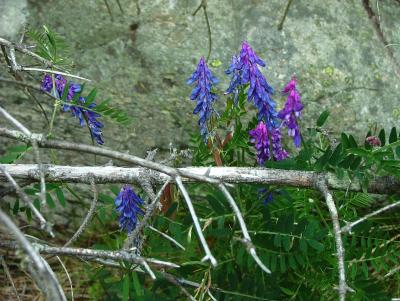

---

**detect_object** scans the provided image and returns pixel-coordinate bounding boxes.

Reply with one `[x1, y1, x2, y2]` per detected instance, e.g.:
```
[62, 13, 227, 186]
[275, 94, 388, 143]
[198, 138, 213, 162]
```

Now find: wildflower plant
[40, 73, 105, 144]
[187, 57, 219, 141]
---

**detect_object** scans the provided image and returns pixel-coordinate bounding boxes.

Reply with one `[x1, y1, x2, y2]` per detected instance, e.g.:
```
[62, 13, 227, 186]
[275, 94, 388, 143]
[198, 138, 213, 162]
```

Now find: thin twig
[0, 210, 66, 301]
[192, 0, 212, 61]
[0, 106, 47, 206]
[55, 256, 74, 301]
[1, 255, 22, 301]
[315, 179, 348, 301]
[176, 176, 217, 267]
[140, 259, 156, 280]
[148, 226, 186, 250]
[0, 166, 53, 236]
[64, 178, 98, 247]
[163, 272, 196, 301]
[219, 183, 271, 274]
[20, 67, 91, 82]
[278, 0, 294, 30]
[341, 200, 400, 233]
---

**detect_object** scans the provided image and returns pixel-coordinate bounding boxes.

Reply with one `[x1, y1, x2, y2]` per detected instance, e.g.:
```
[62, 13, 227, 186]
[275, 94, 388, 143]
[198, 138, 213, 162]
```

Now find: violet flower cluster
[114, 185, 144, 233]
[41, 74, 104, 145]
[225, 41, 277, 128]
[249, 121, 288, 164]
[187, 57, 219, 141]
[278, 76, 303, 148]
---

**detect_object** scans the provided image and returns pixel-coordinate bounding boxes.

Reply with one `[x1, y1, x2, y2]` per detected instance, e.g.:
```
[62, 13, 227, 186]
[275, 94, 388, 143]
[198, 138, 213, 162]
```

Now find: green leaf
[307, 239, 324, 252]
[122, 274, 130, 301]
[85, 88, 97, 106]
[316, 110, 330, 127]
[378, 129, 386, 146]
[131, 272, 143, 296]
[348, 135, 358, 148]
[280, 286, 295, 296]
[299, 237, 308, 253]
[288, 255, 297, 270]
[279, 255, 287, 273]
[329, 143, 343, 166]
[315, 147, 332, 170]
[341, 133, 350, 149]
[389, 127, 397, 144]
[282, 235, 291, 252]
[350, 156, 362, 170]
[46, 193, 56, 209]
[55, 188, 66, 207]
[273, 234, 281, 248]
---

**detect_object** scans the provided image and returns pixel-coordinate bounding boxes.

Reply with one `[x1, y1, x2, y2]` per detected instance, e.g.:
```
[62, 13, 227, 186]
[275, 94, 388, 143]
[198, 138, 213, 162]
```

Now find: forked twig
[176, 176, 217, 267]
[64, 178, 98, 247]
[341, 200, 400, 234]
[219, 183, 271, 274]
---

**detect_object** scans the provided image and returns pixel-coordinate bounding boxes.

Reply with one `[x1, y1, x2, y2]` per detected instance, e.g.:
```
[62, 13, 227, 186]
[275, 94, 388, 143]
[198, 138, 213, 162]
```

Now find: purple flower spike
[271, 128, 289, 161]
[278, 76, 303, 148]
[40, 73, 104, 145]
[187, 57, 218, 141]
[249, 122, 288, 165]
[226, 42, 278, 128]
[249, 121, 270, 165]
[115, 185, 144, 233]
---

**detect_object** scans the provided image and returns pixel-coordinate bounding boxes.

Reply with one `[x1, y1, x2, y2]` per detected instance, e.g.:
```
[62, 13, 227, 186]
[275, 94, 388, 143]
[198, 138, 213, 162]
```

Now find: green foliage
[27, 25, 71, 66]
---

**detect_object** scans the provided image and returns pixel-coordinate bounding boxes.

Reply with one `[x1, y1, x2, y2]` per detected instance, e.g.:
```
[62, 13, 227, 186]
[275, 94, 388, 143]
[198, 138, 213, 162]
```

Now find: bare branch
[315, 179, 348, 301]
[0, 210, 67, 301]
[176, 176, 217, 267]
[64, 177, 98, 247]
[219, 183, 271, 274]
[1, 163, 398, 195]
[341, 200, 400, 234]
[0, 240, 180, 270]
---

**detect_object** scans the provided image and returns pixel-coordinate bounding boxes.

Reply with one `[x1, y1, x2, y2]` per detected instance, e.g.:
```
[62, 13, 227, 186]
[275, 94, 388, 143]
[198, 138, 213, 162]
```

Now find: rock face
[1, 0, 400, 158]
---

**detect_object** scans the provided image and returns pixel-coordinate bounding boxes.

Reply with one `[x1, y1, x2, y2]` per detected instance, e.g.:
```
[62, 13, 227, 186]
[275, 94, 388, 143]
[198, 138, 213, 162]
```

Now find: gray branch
[315, 179, 349, 301]
[0, 240, 180, 270]
[0, 163, 398, 194]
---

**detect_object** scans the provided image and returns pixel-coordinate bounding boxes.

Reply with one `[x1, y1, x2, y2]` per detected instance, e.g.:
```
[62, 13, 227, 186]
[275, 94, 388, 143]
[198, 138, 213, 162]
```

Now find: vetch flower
[187, 57, 219, 141]
[115, 184, 145, 233]
[271, 128, 289, 161]
[278, 76, 303, 148]
[249, 121, 288, 165]
[226, 41, 278, 128]
[258, 187, 274, 206]
[40, 73, 104, 145]
[249, 121, 270, 165]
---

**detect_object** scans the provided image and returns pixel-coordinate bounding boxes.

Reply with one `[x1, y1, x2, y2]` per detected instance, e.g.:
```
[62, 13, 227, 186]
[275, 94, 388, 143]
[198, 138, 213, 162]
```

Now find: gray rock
[1, 0, 400, 159]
